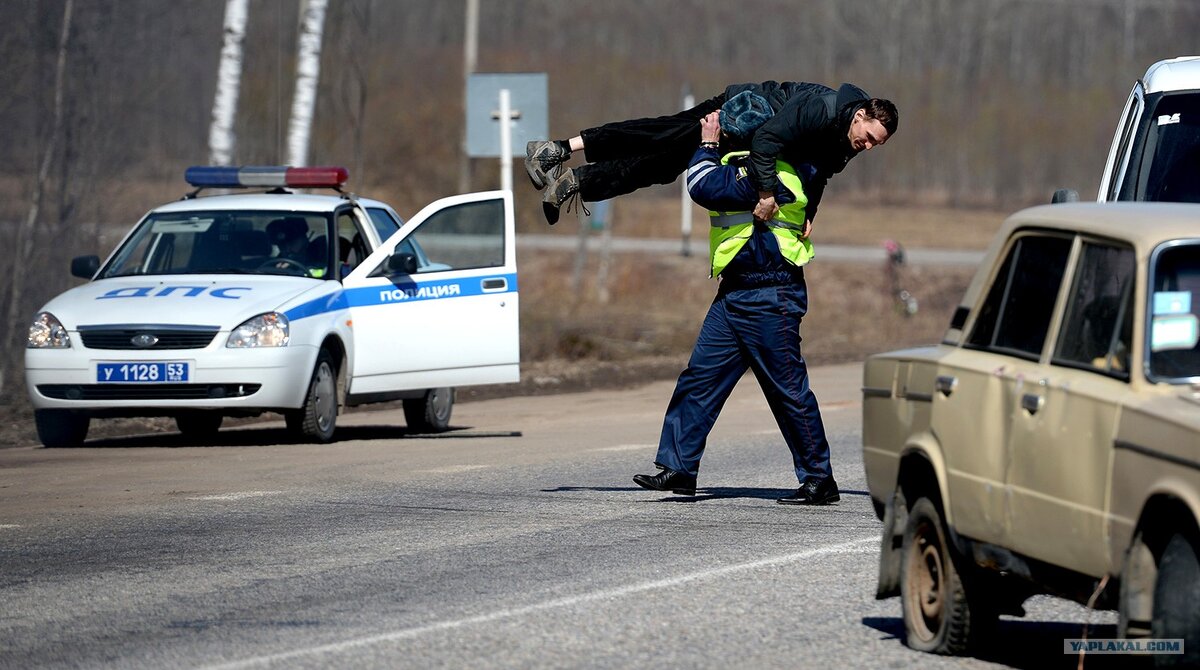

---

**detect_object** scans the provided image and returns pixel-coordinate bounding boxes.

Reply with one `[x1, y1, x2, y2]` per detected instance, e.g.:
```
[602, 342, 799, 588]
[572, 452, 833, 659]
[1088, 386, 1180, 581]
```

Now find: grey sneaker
[525, 140, 569, 190]
[541, 167, 582, 225]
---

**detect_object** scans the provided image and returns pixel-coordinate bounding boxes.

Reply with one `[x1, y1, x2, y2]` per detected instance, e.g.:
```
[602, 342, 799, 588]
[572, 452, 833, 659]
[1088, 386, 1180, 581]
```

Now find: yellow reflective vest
[708, 152, 815, 278]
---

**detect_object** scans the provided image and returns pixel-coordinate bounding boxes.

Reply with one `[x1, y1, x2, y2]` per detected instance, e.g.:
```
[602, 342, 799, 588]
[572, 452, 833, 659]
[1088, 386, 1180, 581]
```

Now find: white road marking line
[590, 444, 655, 453]
[417, 465, 491, 474]
[187, 491, 284, 501]
[0, 524, 21, 529]
[200, 535, 876, 670]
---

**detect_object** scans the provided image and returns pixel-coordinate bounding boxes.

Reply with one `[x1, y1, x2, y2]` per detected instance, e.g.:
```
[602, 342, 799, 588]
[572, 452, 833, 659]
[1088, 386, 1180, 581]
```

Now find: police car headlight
[27, 312, 71, 349]
[226, 312, 289, 348]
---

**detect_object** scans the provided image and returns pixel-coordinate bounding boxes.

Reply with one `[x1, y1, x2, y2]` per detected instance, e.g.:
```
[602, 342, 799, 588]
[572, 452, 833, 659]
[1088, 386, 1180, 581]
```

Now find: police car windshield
[100, 211, 336, 279]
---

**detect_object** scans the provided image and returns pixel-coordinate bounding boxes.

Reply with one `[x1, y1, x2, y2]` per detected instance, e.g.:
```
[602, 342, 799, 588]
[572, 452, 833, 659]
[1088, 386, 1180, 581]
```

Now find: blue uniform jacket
[685, 146, 814, 286]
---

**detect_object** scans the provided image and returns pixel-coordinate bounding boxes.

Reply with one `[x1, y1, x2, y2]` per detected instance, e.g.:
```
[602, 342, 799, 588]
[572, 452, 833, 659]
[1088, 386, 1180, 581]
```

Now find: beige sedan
[862, 202, 1199, 664]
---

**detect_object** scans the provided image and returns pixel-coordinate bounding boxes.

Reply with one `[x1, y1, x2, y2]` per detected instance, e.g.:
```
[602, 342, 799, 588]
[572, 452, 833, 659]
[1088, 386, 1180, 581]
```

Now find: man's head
[267, 217, 309, 257]
[720, 91, 774, 139]
[848, 98, 898, 153]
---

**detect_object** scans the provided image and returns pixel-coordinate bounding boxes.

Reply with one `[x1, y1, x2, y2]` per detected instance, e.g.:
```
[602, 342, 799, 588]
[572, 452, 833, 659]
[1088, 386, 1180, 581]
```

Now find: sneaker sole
[525, 142, 549, 190]
[541, 201, 561, 225]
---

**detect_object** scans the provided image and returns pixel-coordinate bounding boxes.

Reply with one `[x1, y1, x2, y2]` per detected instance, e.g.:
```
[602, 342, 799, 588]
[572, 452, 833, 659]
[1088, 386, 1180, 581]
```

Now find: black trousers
[575, 93, 725, 202]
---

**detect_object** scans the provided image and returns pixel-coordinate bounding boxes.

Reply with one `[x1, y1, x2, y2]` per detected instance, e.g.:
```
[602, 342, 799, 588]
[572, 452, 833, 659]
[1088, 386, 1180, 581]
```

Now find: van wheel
[286, 349, 338, 442]
[901, 496, 994, 654]
[403, 387, 453, 433]
[1151, 532, 1200, 668]
[34, 409, 89, 448]
[175, 412, 223, 438]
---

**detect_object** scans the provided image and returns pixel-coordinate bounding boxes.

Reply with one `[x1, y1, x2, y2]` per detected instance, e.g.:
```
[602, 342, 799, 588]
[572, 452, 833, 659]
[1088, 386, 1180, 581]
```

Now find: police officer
[633, 108, 879, 504]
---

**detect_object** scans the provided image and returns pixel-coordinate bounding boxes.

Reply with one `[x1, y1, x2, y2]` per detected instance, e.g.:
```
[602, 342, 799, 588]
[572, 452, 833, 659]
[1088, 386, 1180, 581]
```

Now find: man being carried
[525, 81, 896, 225]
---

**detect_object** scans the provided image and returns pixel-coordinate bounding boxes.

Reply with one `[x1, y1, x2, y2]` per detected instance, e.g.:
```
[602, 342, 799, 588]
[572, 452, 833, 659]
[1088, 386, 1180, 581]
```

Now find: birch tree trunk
[208, 0, 248, 166]
[287, 0, 328, 168]
[5, 0, 73, 343]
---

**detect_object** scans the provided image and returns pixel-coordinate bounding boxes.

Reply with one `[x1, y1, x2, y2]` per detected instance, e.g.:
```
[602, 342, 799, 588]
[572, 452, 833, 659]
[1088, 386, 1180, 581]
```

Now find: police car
[24, 166, 519, 447]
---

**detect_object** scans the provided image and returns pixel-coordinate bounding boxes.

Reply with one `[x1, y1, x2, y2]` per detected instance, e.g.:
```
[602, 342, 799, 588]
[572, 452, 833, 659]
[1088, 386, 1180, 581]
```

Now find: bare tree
[4, 0, 73, 347]
[209, 0, 249, 166]
[287, 0, 328, 167]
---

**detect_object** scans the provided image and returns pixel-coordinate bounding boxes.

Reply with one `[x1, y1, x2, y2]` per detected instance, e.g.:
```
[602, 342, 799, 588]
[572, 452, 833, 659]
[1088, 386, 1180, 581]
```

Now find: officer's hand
[700, 112, 721, 144]
[753, 193, 778, 222]
[802, 219, 813, 238]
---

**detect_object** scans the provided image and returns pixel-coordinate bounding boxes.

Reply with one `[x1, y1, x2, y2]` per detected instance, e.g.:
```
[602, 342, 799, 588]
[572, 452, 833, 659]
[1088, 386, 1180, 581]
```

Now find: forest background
[2, 0, 1198, 440]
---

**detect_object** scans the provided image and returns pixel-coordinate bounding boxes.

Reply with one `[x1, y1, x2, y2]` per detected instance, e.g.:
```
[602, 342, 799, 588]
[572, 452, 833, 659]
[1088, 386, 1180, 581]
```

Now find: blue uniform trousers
[653, 280, 832, 484]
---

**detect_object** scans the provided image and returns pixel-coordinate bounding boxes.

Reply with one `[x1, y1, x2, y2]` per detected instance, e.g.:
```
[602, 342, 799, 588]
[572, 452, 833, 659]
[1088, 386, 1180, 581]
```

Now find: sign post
[494, 89, 515, 192]
[467, 73, 548, 192]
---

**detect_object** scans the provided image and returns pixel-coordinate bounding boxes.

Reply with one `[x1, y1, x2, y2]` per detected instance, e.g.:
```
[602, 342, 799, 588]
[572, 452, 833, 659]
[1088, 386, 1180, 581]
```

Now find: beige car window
[967, 234, 1072, 359]
[1053, 243, 1135, 377]
[1149, 243, 1200, 380]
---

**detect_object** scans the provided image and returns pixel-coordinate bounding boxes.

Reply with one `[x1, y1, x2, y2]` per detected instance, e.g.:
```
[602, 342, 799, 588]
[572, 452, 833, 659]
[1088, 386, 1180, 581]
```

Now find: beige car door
[935, 233, 1073, 544]
[928, 348, 1018, 544]
[1004, 241, 1135, 575]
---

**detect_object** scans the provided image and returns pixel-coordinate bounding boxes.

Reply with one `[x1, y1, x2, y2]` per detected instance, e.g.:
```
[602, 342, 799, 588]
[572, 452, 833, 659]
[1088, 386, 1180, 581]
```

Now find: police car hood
[42, 275, 331, 330]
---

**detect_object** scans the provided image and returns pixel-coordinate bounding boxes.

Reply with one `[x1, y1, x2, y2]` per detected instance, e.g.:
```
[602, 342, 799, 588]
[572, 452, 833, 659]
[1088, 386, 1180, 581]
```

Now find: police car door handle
[481, 277, 507, 291]
[1021, 393, 1044, 414]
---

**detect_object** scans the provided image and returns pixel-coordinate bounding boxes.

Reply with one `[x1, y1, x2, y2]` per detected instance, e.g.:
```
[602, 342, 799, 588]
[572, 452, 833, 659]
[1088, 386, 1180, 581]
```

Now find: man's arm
[687, 112, 791, 211]
[748, 91, 833, 221]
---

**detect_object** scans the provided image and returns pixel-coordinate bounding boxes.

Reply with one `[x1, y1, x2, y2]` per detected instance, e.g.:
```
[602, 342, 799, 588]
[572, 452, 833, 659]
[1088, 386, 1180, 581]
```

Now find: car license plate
[96, 362, 190, 383]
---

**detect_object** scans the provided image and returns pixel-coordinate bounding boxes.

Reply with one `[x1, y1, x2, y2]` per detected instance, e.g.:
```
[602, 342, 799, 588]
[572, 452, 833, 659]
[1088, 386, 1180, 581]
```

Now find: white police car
[24, 166, 519, 446]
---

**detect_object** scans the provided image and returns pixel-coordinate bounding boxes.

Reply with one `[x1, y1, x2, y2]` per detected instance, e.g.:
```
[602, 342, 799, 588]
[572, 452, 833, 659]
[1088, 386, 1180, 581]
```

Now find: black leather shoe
[777, 477, 840, 505]
[633, 467, 697, 496]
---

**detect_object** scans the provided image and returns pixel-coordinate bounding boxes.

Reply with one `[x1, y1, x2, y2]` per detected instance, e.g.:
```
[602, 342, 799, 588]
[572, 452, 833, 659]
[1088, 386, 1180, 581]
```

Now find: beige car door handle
[935, 375, 957, 396]
[1021, 393, 1044, 414]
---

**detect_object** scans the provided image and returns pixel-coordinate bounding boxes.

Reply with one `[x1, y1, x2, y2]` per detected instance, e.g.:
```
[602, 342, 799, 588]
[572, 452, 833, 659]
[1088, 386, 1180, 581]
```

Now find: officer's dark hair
[863, 98, 898, 135]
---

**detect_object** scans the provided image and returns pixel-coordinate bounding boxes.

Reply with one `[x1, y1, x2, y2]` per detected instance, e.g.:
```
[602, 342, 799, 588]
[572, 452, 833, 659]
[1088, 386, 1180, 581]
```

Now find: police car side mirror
[71, 255, 100, 279]
[386, 251, 418, 275]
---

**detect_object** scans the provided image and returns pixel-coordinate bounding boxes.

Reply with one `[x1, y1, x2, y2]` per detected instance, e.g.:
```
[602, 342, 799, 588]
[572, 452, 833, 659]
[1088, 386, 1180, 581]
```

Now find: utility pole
[459, 0, 479, 193]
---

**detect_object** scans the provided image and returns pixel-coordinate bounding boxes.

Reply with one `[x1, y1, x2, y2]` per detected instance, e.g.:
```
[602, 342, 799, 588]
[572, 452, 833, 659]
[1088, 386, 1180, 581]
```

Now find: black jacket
[724, 81, 870, 221]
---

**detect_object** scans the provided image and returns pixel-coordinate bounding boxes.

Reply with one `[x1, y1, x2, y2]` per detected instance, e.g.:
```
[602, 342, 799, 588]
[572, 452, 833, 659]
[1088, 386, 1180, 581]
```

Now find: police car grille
[38, 384, 261, 401]
[79, 328, 219, 350]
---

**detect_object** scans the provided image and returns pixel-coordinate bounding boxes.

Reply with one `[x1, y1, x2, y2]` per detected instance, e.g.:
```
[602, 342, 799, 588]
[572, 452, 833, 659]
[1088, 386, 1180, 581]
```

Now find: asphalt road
[0, 363, 1122, 669]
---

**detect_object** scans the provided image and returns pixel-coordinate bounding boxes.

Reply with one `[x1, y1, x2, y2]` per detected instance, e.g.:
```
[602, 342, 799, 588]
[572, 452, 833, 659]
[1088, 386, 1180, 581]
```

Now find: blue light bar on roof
[184, 166, 349, 189]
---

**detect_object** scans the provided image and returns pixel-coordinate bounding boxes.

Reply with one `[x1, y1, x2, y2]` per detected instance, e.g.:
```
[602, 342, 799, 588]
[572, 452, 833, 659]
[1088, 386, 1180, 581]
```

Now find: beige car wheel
[901, 497, 992, 654]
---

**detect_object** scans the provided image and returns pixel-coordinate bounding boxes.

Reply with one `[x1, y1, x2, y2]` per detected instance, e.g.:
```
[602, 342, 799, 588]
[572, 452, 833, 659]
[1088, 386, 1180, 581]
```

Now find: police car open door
[342, 191, 518, 395]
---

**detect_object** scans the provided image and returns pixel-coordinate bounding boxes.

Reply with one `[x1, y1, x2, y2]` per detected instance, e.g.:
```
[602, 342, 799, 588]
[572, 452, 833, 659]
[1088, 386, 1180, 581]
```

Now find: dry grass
[516, 196, 995, 368]
[526, 192, 1009, 251]
[517, 246, 975, 370]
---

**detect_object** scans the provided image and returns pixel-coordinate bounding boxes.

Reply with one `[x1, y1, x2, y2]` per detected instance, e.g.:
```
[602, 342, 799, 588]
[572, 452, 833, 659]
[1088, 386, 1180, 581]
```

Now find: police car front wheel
[34, 409, 89, 448]
[175, 411, 223, 438]
[286, 349, 339, 443]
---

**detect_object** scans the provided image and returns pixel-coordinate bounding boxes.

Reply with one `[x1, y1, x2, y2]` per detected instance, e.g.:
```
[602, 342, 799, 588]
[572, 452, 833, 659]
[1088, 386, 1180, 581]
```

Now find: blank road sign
[467, 73, 548, 158]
